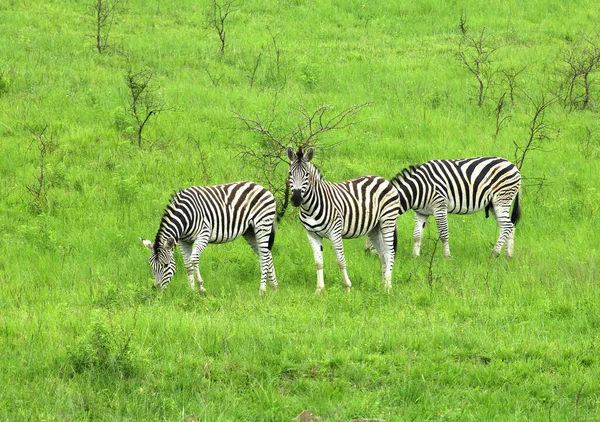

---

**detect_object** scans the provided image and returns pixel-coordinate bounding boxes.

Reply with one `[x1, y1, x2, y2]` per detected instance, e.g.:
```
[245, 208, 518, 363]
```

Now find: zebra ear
[304, 147, 314, 162]
[140, 238, 154, 251]
[286, 146, 296, 162]
[165, 238, 176, 250]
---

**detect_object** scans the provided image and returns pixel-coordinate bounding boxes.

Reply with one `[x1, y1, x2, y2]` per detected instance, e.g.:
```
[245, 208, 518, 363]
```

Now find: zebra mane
[394, 164, 420, 182]
[307, 161, 324, 181]
[154, 189, 185, 249]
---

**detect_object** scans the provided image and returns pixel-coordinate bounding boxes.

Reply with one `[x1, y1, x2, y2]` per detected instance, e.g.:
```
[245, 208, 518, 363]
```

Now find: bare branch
[124, 65, 173, 147]
[457, 26, 500, 106]
[209, 0, 237, 55]
[514, 91, 557, 170]
[232, 102, 371, 218]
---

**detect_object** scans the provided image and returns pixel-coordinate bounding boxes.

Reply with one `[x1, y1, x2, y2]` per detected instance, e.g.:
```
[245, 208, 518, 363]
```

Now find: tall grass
[1, 0, 599, 420]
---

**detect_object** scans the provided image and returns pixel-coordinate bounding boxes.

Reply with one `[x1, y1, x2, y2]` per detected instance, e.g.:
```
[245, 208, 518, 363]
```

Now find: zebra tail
[268, 222, 276, 251]
[511, 191, 522, 226]
[393, 229, 398, 253]
[485, 202, 492, 219]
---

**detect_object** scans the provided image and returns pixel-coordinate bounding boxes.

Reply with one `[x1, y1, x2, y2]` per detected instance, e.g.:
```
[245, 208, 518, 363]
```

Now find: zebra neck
[154, 202, 185, 245]
[394, 178, 416, 213]
[300, 168, 326, 213]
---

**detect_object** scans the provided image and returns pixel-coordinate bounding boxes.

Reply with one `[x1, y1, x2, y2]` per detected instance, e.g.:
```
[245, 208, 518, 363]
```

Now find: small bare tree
[26, 125, 58, 212]
[233, 102, 371, 218]
[501, 66, 526, 105]
[558, 36, 600, 111]
[457, 25, 500, 106]
[124, 66, 172, 147]
[209, 0, 237, 55]
[494, 93, 508, 137]
[91, 0, 123, 53]
[514, 92, 557, 171]
[247, 52, 262, 88]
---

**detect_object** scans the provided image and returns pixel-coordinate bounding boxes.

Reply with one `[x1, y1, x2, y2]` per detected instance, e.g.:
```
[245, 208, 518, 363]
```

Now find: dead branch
[457, 27, 500, 106]
[233, 102, 371, 218]
[125, 66, 173, 147]
[514, 92, 557, 170]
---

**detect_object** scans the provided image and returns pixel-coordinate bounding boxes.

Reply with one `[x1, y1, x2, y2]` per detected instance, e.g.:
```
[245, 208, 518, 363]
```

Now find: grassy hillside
[1, 0, 599, 420]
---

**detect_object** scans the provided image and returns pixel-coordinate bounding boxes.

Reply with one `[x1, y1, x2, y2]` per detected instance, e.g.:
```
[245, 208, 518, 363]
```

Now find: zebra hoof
[314, 288, 324, 295]
[198, 287, 207, 295]
[489, 250, 500, 258]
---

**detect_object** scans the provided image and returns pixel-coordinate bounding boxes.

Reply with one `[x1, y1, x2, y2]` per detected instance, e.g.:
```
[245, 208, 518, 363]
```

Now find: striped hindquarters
[325, 176, 400, 238]
[406, 157, 521, 214]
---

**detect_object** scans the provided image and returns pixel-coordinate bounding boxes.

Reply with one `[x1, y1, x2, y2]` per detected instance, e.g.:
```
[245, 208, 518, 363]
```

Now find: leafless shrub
[247, 52, 262, 89]
[457, 26, 500, 106]
[233, 102, 371, 218]
[209, 0, 237, 55]
[501, 66, 525, 105]
[124, 64, 172, 147]
[26, 125, 58, 213]
[557, 36, 600, 111]
[513, 92, 557, 171]
[427, 237, 440, 293]
[458, 10, 468, 35]
[494, 92, 510, 138]
[90, 0, 124, 53]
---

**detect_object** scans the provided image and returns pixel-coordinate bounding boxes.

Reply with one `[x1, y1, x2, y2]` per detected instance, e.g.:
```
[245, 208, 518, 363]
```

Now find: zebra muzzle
[291, 189, 303, 207]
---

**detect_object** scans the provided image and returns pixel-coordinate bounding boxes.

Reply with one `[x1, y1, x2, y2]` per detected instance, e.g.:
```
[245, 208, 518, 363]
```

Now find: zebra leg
[363, 236, 377, 255]
[413, 213, 429, 257]
[329, 232, 352, 293]
[380, 224, 396, 291]
[433, 208, 451, 258]
[190, 234, 210, 293]
[244, 229, 278, 296]
[178, 242, 197, 290]
[367, 228, 387, 285]
[506, 227, 515, 258]
[307, 231, 325, 293]
[369, 225, 395, 291]
[491, 205, 513, 257]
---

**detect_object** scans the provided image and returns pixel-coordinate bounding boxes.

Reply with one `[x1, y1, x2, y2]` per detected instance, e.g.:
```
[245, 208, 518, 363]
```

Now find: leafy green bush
[68, 312, 142, 377]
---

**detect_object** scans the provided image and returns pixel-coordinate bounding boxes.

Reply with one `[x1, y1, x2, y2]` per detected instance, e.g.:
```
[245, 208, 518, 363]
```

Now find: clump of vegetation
[68, 312, 143, 377]
[0, 70, 9, 96]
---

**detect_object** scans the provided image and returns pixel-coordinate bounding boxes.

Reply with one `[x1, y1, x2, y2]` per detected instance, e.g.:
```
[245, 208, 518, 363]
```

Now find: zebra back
[154, 182, 276, 246]
[392, 157, 521, 215]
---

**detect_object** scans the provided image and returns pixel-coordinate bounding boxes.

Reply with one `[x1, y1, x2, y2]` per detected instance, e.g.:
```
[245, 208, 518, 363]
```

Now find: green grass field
[1, 0, 600, 420]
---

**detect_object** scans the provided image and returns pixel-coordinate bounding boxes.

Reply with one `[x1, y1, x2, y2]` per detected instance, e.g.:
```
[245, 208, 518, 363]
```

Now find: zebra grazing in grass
[366, 156, 521, 258]
[140, 182, 278, 295]
[287, 147, 400, 293]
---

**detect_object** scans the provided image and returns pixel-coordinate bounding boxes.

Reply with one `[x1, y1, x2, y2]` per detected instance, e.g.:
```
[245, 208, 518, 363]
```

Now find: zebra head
[287, 146, 314, 207]
[140, 237, 177, 288]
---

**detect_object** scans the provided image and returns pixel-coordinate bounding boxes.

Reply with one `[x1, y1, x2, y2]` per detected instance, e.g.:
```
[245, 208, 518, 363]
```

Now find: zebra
[366, 156, 521, 258]
[287, 146, 400, 293]
[140, 182, 278, 295]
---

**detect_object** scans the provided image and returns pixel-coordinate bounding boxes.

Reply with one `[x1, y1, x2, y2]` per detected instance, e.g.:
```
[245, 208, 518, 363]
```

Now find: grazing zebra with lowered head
[367, 156, 521, 258]
[287, 147, 400, 293]
[140, 182, 278, 295]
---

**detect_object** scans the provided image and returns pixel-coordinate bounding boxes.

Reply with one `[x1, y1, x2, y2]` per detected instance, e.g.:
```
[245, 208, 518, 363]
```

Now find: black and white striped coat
[287, 147, 400, 292]
[379, 156, 521, 257]
[140, 182, 278, 295]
